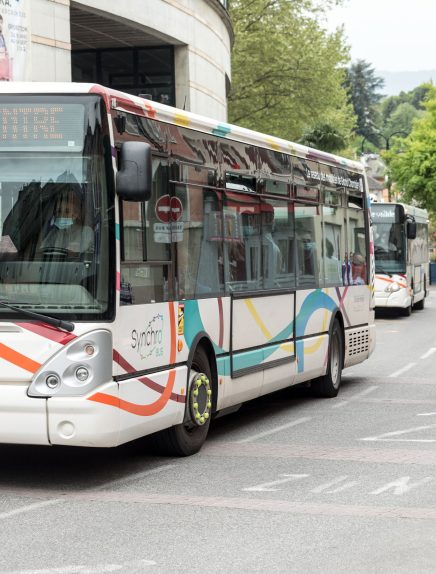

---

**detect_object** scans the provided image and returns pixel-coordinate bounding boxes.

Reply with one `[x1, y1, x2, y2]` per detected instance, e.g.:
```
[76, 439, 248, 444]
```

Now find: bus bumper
[0, 382, 120, 448]
[374, 289, 412, 309]
[0, 384, 49, 445]
[47, 382, 120, 448]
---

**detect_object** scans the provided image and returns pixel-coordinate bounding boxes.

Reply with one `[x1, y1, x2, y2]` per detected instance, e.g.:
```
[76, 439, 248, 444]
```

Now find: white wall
[28, 0, 232, 120]
[31, 0, 72, 82]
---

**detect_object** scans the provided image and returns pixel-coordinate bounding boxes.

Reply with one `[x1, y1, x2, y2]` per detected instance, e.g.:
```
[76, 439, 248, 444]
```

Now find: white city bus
[372, 203, 429, 315]
[0, 83, 375, 455]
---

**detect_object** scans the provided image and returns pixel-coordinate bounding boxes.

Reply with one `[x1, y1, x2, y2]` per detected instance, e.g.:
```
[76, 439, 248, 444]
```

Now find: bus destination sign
[371, 204, 403, 223]
[0, 103, 85, 152]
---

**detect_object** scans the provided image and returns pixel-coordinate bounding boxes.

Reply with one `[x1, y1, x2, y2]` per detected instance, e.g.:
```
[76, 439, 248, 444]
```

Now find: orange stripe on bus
[376, 275, 407, 289]
[0, 343, 42, 373]
[88, 302, 178, 416]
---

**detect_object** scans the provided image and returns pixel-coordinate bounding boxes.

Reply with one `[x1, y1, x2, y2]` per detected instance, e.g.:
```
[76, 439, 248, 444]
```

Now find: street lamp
[379, 130, 408, 151]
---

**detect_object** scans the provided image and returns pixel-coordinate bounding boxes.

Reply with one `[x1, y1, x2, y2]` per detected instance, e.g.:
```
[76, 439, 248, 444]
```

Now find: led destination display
[0, 103, 85, 151]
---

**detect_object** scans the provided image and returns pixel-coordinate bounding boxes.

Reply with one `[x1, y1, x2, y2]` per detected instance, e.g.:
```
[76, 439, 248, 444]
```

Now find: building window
[72, 46, 175, 106]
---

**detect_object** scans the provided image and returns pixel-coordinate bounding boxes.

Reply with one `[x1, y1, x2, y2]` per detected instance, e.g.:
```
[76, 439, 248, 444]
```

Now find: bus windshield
[373, 221, 406, 273]
[0, 95, 114, 321]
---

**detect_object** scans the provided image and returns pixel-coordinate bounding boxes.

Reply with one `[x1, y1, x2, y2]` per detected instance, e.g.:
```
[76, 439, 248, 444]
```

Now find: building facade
[4, 0, 233, 120]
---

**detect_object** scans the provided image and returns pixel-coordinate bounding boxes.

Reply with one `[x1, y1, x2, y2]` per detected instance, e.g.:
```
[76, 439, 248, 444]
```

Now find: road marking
[0, 499, 62, 521]
[236, 417, 311, 443]
[331, 385, 378, 408]
[389, 363, 416, 378]
[420, 348, 436, 360]
[311, 476, 357, 493]
[371, 476, 433, 496]
[204, 441, 436, 465]
[94, 463, 177, 491]
[1, 559, 157, 574]
[243, 474, 309, 492]
[361, 423, 436, 443]
[0, 464, 176, 522]
[417, 413, 436, 417]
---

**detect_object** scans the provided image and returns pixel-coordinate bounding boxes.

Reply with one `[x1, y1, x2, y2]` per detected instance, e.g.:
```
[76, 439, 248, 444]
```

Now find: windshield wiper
[0, 300, 75, 332]
[375, 266, 392, 275]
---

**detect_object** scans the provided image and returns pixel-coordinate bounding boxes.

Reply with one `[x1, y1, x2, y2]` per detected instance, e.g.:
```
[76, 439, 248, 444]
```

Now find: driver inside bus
[39, 190, 94, 256]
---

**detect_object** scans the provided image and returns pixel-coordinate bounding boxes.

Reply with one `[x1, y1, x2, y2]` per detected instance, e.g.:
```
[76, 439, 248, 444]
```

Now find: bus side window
[119, 159, 171, 304]
[295, 203, 322, 288]
[175, 186, 224, 299]
[347, 206, 367, 285]
[223, 192, 262, 292]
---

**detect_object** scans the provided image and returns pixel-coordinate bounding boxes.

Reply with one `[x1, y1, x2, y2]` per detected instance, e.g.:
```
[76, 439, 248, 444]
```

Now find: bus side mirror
[117, 142, 152, 201]
[407, 219, 417, 239]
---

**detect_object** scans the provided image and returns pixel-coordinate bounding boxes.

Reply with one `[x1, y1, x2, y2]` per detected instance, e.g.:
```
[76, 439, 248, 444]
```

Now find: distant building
[14, 0, 233, 120]
[361, 153, 388, 202]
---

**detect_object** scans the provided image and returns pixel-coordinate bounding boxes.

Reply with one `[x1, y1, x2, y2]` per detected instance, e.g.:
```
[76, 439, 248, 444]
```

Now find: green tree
[383, 102, 422, 139]
[388, 87, 436, 211]
[228, 0, 355, 143]
[298, 122, 347, 153]
[344, 59, 384, 144]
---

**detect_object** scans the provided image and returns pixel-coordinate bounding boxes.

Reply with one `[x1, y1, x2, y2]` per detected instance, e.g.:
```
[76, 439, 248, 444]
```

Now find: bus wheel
[311, 319, 343, 398]
[152, 347, 212, 457]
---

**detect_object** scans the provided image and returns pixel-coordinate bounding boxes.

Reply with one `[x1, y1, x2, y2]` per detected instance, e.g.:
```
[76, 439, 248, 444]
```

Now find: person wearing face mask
[40, 191, 94, 256]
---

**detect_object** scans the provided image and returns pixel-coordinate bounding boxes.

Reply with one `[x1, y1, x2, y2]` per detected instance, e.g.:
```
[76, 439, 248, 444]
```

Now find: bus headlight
[46, 374, 61, 390]
[75, 366, 90, 382]
[385, 282, 401, 293]
[28, 330, 112, 398]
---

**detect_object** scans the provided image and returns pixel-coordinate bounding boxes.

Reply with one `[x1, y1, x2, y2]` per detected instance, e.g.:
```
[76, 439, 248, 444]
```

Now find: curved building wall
[28, 0, 232, 121]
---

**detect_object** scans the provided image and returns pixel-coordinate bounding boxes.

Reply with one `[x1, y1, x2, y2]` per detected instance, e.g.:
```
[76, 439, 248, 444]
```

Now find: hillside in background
[378, 70, 436, 96]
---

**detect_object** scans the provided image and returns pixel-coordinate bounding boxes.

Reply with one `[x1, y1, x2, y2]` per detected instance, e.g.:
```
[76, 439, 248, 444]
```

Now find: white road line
[331, 385, 378, 409]
[2, 558, 157, 574]
[94, 463, 177, 491]
[417, 413, 436, 417]
[361, 423, 436, 443]
[0, 464, 176, 522]
[420, 348, 436, 360]
[389, 363, 416, 378]
[0, 499, 62, 521]
[243, 474, 309, 492]
[236, 417, 311, 443]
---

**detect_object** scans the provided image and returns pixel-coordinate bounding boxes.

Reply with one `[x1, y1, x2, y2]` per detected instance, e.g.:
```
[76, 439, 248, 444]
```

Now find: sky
[324, 0, 436, 72]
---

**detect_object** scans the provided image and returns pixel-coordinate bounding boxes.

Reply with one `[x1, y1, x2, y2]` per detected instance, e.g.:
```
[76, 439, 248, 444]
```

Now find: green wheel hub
[189, 373, 212, 426]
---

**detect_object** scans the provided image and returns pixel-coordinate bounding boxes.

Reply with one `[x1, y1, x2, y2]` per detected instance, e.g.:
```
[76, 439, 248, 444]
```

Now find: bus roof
[0, 82, 365, 174]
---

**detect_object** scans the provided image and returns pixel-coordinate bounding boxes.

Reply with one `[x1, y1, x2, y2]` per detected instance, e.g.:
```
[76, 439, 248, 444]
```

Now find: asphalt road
[1, 289, 436, 573]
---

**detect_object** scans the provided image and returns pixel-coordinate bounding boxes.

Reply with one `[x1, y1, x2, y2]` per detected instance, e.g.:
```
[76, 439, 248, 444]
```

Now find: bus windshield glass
[0, 95, 114, 321]
[372, 205, 406, 273]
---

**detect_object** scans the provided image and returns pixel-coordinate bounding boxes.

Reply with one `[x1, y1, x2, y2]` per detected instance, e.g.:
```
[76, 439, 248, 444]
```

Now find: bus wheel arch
[152, 339, 216, 457]
[311, 311, 344, 398]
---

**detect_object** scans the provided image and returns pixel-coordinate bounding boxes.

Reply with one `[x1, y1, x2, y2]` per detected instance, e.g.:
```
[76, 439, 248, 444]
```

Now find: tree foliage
[387, 87, 436, 211]
[344, 59, 384, 145]
[228, 0, 355, 144]
[298, 122, 347, 153]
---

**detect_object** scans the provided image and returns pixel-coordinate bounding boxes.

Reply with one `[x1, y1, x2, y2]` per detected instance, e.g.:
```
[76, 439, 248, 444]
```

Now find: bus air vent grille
[348, 329, 369, 357]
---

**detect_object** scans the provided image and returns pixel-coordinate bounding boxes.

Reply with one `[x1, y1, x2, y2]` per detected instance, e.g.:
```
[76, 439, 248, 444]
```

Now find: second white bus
[372, 203, 429, 315]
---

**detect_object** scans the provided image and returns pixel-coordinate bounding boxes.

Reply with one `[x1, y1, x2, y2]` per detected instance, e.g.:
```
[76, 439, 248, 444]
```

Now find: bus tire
[152, 347, 212, 457]
[311, 319, 343, 398]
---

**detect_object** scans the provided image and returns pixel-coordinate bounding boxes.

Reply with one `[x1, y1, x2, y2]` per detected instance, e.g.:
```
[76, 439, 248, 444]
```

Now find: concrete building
[29, 0, 233, 120]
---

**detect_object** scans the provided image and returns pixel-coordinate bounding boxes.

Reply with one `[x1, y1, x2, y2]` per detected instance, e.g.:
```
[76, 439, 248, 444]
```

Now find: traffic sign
[155, 195, 171, 223]
[155, 195, 184, 223]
